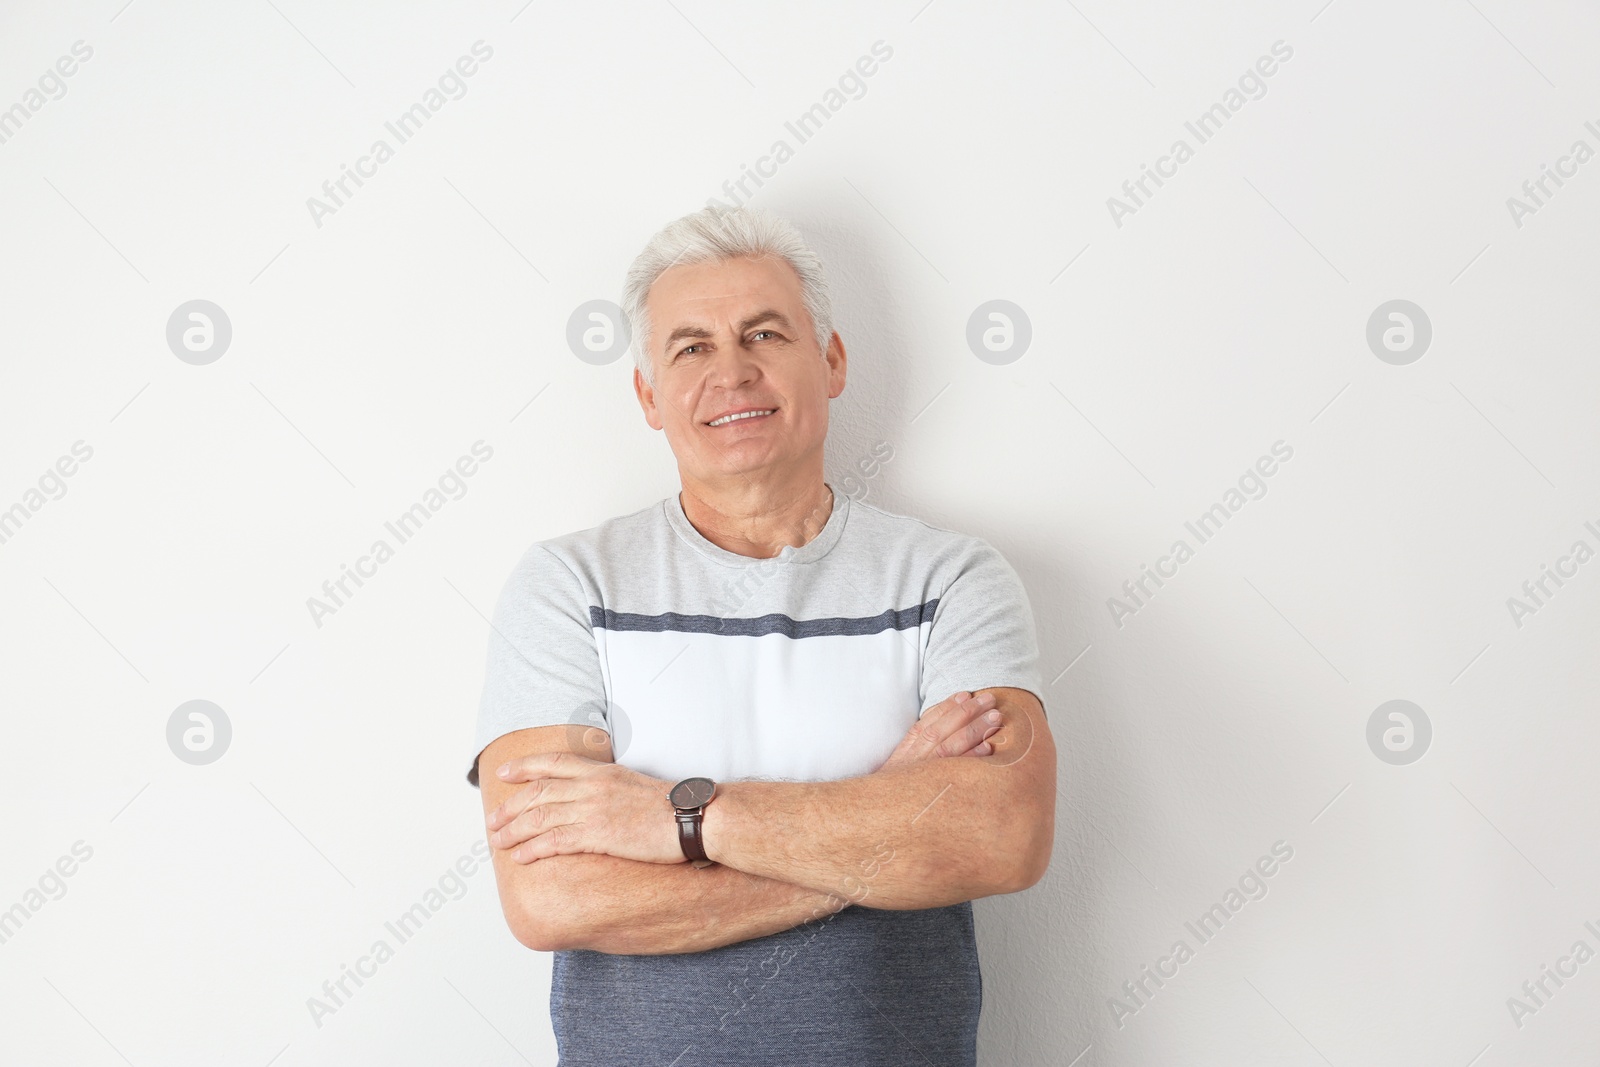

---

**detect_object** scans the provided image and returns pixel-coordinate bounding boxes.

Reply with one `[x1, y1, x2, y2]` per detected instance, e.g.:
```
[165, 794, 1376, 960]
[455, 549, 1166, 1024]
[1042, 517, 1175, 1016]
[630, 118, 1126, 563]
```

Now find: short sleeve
[466, 544, 608, 787]
[918, 539, 1046, 718]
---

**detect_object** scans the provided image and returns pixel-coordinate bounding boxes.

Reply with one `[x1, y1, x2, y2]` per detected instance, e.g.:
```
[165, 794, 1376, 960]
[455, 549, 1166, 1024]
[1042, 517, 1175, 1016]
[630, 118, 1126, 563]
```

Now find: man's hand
[879, 690, 1004, 770]
[486, 754, 682, 866]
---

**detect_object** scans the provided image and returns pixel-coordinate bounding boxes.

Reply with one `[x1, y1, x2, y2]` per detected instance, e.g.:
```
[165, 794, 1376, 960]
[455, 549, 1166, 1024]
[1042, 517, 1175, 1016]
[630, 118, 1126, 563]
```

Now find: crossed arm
[476, 686, 1055, 955]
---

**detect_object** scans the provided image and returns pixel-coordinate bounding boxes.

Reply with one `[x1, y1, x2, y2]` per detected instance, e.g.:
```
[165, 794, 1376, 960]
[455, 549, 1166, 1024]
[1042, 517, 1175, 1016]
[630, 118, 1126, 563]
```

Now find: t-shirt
[468, 484, 1045, 1067]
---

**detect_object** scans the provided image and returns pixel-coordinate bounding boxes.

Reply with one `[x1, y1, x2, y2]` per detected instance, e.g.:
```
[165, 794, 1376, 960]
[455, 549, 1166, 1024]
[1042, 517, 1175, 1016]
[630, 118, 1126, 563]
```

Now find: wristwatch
[668, 776, 717, 868]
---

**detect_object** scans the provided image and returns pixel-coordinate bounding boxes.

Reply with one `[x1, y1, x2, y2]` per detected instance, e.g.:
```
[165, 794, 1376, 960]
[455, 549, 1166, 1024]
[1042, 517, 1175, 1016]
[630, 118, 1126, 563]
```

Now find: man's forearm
[699, 693, 1055, 909]
[516, 852, 850, 955]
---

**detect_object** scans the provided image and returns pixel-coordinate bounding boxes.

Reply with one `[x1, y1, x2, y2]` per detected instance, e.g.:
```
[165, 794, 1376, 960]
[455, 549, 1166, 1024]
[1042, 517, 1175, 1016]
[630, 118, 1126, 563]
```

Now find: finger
[493, 801, 582, 857]
[494, 750, 595, 784]
[923, 690, 986, 730]
[513, 820, 586, 864]
[890, 695, 975, 762]
[910, 691, 977, 741]
[882, 690, 998, 767]
[886, 702, 959, 763]
[914, 692, 997, 757]
[935, 710, 1004, 758]
[487, 776, 576, 831]
[955, 725, 1002, 758]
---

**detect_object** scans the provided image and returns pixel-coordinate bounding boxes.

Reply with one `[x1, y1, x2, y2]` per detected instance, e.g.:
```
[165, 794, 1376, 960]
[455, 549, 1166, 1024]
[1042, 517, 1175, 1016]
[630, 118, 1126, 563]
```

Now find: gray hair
[621, 204, 834, 388]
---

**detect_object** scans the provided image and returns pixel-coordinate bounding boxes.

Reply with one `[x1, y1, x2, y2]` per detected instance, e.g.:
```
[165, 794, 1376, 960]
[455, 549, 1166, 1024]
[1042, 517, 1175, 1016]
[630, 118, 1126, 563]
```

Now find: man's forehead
[662, 294, 797, 328]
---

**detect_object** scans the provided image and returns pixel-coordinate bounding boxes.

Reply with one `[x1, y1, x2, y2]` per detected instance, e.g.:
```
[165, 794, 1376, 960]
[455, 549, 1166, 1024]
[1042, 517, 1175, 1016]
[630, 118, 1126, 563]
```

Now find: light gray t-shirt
[468, 485, 1045, 1066]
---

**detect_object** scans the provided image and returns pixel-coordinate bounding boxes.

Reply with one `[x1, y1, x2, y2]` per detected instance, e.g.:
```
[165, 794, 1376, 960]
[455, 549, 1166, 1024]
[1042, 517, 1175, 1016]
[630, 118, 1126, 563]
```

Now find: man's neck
[677, 476, 835, 560]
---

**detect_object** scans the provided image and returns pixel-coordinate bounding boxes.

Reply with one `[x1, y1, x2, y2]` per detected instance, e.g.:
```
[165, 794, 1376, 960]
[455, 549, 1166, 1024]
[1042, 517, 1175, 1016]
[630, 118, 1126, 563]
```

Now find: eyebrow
[661, 309, 794, 355]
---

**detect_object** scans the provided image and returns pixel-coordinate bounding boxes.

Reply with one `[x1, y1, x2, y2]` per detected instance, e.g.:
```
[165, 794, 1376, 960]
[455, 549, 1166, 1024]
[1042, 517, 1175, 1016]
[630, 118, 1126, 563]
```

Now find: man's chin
[683, 454, 782, 484]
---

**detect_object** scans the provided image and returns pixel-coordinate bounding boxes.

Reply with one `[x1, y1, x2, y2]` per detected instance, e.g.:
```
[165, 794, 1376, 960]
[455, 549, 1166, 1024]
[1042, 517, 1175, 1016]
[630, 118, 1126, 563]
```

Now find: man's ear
[825, 331, 847, 399]
[634, 366, 664, 431]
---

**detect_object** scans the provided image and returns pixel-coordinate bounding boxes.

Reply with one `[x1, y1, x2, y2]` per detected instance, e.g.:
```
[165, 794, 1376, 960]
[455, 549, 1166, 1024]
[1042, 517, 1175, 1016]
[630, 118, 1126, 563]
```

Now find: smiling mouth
[706, 408, 777, 427]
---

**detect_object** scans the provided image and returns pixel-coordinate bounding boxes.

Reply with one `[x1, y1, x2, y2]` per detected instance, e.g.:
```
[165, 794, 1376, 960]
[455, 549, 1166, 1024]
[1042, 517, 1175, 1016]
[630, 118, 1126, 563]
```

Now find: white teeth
[709, 409, 775, 427]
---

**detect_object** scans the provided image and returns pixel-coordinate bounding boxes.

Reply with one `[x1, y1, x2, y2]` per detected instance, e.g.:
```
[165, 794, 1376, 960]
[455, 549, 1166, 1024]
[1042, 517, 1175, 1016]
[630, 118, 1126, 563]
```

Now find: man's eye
[752, 330, 775, 341]
[679, 344, 701, 357]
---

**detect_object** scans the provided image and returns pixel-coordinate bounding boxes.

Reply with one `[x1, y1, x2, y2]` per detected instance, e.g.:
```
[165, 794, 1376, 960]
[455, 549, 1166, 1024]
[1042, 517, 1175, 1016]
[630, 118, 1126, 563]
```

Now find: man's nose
[704, 337, 760, 385]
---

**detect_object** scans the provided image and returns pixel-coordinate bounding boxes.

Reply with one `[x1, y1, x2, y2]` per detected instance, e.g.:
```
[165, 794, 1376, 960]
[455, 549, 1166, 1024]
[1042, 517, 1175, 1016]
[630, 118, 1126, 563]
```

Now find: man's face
[634, 254, 845, 484]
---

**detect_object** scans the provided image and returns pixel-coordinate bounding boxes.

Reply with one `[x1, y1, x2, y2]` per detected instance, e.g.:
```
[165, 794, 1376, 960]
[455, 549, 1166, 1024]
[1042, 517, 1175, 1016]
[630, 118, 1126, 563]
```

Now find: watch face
[670, 776, 716, 808]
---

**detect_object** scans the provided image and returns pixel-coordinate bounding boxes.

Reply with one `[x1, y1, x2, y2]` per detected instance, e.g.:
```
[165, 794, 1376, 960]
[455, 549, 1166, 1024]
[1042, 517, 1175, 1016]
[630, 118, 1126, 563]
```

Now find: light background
[1, 0, 1597, 1064]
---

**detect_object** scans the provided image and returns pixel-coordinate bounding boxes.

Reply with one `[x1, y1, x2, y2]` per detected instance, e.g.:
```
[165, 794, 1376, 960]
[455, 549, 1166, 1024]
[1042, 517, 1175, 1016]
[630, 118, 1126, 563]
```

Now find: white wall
[2, 1, 1597, 1063]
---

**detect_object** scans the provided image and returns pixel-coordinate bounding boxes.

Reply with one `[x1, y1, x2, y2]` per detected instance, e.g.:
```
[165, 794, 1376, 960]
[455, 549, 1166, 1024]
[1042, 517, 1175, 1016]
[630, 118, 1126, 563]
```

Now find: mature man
[467, 203, 1056, 1066]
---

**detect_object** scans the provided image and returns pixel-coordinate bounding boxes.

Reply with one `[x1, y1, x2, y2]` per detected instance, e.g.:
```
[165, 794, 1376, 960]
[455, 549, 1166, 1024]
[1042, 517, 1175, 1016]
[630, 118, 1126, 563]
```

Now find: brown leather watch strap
[668, 777, 716, 868]
[676, 809, 709, 864]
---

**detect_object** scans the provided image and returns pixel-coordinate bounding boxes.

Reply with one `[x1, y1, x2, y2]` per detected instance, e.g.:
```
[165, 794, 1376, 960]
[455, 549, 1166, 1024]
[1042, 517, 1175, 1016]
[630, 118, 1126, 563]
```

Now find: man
[466, 203, 1056, 1066]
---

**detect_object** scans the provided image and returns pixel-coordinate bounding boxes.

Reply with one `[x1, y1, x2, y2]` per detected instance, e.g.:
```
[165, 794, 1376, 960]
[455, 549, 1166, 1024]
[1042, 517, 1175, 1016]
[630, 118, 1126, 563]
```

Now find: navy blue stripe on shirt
[588, 599, 939, 639]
